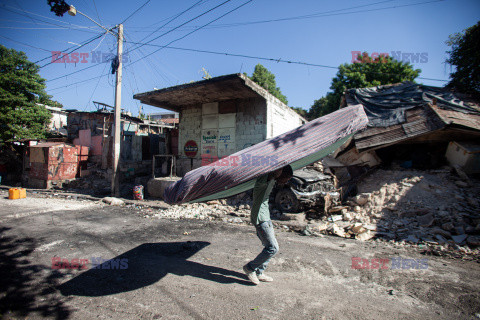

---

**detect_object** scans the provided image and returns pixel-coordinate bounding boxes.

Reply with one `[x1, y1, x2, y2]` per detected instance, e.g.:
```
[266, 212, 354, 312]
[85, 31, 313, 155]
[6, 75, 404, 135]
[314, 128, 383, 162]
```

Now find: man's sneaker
[243, 264, 259, 285]
[257, 273, 273, 282]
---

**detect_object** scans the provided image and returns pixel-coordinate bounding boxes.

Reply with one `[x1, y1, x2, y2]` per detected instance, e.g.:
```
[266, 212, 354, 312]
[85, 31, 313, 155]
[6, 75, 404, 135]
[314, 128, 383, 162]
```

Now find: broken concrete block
[417, 213, 435, 227]
[441, 222, 455, 231]
[451, 234, 468, 244]
[467, 236, 480, 246]
[329, 214, 342, 222]
[435, 234, 448, 244]
[431, 228, 452, 239]
[102, 197, 125, 206]
[351, 225, 366, 235]
[332, 224, 346, 237]
[405, 235, 419, 244]
[356, 231, 374, 241]
[342, 211, 353, 221]
[279, 213, 306, 223]
[354, 193, 370, 206]
[317, 222, 329, 232]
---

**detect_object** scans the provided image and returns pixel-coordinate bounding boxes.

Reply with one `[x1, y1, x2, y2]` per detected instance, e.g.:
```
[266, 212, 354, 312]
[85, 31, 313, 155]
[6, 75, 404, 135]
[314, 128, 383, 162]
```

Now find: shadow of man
[59, 241, 252, 296]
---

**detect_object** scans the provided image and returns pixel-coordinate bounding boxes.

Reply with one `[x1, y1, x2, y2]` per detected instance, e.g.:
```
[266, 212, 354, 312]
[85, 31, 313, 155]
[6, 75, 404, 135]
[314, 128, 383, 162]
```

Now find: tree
[445, 21, 480, 96]
[307, 53, 421, 120]
[249, 64, 289, 105]
[0, 45, 52, 142]
[290, 107, 307, 118]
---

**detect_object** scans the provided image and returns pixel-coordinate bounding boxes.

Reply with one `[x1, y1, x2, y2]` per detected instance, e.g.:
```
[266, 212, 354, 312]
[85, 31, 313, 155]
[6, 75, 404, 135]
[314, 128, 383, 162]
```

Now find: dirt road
[1, 192, 479, 319]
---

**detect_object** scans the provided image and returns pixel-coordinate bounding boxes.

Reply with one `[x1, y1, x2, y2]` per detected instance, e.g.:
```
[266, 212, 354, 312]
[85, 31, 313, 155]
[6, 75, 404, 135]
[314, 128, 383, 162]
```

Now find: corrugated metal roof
[343, 82, 480, 151]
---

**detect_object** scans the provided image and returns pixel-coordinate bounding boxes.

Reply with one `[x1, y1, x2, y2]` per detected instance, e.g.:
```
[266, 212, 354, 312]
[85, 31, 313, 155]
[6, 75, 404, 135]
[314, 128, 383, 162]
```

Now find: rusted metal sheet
[354, 106, 445, 151]
[432, 104, 480, 130]
[29, 143, 83, 181]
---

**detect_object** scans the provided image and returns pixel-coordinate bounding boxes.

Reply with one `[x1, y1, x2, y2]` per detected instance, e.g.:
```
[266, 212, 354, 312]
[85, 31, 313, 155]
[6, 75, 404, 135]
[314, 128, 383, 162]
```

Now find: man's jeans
[246, 220, 279, 275]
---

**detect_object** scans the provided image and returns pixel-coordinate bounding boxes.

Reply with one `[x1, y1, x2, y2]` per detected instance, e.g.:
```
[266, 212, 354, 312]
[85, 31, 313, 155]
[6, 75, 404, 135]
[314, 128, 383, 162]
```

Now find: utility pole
[112, 23, 123, 196]
[54, 4, 124, 197]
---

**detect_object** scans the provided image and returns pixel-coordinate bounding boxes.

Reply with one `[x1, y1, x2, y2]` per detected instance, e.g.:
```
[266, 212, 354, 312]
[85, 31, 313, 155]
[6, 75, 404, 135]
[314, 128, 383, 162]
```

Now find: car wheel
[275, 188, 300, 213]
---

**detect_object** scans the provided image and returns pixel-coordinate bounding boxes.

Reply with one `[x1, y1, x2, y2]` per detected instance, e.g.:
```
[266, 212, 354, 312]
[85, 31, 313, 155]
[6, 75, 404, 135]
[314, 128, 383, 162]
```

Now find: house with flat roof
[134, 73, 306, 175]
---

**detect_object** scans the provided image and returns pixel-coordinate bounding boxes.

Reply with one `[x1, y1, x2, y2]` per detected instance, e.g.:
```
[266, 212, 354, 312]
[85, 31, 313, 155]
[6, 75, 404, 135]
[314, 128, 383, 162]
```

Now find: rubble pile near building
[317, 166, 480, 253]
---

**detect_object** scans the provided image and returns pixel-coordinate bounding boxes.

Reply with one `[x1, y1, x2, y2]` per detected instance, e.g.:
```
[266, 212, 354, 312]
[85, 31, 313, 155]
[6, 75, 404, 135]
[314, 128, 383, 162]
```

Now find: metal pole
[111, 24, 123, 196]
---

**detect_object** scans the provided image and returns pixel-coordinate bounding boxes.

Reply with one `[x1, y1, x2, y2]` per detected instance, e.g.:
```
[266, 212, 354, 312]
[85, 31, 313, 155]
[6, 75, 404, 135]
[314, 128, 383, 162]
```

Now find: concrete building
[41, 104, 68, 133]
[148, 111, 179, 125]
[134, 73, 306, 175]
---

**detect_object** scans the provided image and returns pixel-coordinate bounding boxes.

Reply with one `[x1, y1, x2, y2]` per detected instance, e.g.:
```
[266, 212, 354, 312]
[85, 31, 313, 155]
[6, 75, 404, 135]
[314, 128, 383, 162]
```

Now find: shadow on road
[59, 241, 252, 296]
[0, 227, 72, 319]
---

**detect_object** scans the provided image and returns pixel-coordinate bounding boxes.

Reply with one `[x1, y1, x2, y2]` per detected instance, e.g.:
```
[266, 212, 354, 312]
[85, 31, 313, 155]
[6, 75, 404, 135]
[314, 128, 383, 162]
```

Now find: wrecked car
[271, 167, 340, 213]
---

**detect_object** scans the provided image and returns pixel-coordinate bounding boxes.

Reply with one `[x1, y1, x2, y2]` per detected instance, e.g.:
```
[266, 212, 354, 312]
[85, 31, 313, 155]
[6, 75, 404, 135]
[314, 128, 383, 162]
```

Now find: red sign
[184, 140, 198, 158]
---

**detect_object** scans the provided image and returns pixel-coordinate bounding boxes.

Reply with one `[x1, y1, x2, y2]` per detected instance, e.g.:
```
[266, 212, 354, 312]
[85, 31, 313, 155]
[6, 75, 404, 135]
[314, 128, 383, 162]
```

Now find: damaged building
[333, 81, 480, 174]
[134, 73, 306, 176]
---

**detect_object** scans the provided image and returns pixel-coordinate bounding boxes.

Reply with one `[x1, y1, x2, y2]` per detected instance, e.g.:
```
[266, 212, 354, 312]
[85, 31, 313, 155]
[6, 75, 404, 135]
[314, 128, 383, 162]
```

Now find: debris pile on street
[316, 166, 480, 256]
[138, 198, 252, 221]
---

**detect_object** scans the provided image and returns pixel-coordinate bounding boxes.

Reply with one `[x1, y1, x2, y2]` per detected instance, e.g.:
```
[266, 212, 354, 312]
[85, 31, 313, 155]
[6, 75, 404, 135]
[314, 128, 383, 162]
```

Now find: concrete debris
[102, 197, 125, 206]
[417, 213, 435, 227]
[115, 165, 479, 257]
[353, 193, 370, 206]
[451, 234, 468, 244]
[303, 166, 480, 256]
[356, 231, 375, 241]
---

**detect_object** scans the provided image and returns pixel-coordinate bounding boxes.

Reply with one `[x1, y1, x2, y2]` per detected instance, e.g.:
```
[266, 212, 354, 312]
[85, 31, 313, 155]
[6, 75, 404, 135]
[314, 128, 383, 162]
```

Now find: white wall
[266, 97, 305, 139]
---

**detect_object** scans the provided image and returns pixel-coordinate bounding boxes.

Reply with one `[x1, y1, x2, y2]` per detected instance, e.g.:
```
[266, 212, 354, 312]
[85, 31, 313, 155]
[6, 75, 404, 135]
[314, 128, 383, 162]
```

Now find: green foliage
[445, 21, 480, 96]
[290, 106, 307, 118]
[250, 64, 288, 105]
[0, 45, 52, 142]
[307, 53, 421, 120]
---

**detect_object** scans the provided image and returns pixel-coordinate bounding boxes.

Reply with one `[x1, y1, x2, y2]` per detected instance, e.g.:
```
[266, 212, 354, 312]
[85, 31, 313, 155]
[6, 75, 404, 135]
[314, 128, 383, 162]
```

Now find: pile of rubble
[122, 164, 480, 258]
[318, 166, 480, 251]
[140, 198, 252, 222]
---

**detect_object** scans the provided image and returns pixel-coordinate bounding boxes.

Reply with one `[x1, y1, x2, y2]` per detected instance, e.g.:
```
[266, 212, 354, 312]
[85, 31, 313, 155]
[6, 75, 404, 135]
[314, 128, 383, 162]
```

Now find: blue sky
[1, 0, 479, 115]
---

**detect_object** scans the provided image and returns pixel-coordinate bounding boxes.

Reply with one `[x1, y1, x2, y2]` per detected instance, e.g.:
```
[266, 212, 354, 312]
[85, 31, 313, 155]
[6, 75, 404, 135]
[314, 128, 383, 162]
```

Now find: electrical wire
[128, 0, 233, 55]
[0, 4, 100, 33]
[33, 32, 107, 65]
[117, 0, 443, 32]
[120, 0, 151, 24]
[47, 73, 108, 92]
[128, 0, 205, 53]
[0, 34, 50, 52]
[128, 0, 253, 67]
[194, 0, 445, 29]
[83, 60, 109, 111]
[125, 41, 449, 82]
[40, 30, 110, 68]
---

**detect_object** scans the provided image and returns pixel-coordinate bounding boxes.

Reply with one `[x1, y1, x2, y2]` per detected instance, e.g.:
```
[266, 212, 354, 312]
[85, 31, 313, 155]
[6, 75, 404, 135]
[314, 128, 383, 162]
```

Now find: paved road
[1, 193, 479, 319]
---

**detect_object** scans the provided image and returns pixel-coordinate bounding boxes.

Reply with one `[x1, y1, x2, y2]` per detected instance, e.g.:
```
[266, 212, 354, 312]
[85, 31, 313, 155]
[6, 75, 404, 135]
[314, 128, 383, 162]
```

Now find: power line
[132, 0, 205, 49]
[39, 30, 110, 68]
[83, 61, 109, 111]
[200, 0, 445, 29]
[119, 0, 443, 32]
[47, 73, 108, 91]
[91, 0, 103, 26]
[128, 0, 233, 55]
[120, 0, 151, 24]
[125, 41, 449, 82]
[0, 34, 50, 52]
[33, 32, 107, 65]
[0, 4, 100, 33]
[128, 0, 253, 67]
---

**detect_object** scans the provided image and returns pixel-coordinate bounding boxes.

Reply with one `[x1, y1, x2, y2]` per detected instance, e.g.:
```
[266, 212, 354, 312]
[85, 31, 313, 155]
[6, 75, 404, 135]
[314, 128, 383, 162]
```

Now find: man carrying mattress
[243, 165, 293, 285]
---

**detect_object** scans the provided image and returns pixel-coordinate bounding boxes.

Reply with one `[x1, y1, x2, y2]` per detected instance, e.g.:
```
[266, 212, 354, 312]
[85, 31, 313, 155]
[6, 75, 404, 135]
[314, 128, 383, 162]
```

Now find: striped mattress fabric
[164, 104, 368, 204]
